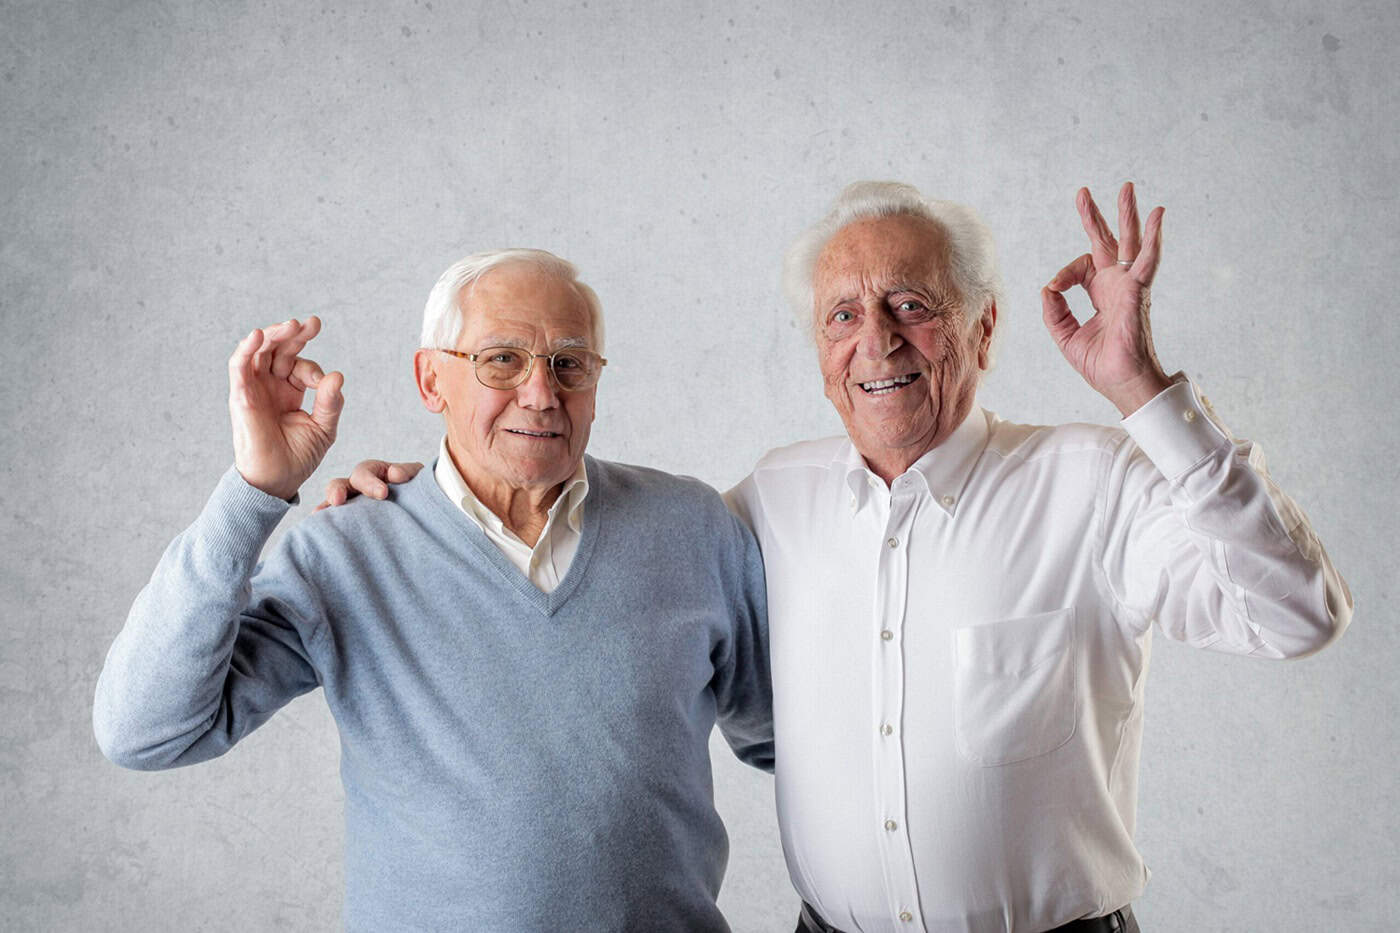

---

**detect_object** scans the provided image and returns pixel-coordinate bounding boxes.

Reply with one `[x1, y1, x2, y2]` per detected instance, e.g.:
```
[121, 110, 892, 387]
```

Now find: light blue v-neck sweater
[94, 457, 773, 932]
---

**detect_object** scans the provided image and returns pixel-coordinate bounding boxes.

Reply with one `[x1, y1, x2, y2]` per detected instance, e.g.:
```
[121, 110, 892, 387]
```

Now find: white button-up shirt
[433, 437, 588, 593]
[726, 381, 1351, 933]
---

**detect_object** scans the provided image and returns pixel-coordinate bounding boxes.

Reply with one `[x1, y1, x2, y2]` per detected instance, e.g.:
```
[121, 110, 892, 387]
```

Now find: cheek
[818, 345, 853, 390]
[466, 395, 511, 434]
[566, 395, 596, 433]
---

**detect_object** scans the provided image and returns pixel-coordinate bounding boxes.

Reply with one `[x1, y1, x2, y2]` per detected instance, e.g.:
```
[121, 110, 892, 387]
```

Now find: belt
[798, 901, 1137, 933]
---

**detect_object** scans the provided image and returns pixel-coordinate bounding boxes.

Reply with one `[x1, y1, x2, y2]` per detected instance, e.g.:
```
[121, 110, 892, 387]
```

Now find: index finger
[272, 316, 323, 379]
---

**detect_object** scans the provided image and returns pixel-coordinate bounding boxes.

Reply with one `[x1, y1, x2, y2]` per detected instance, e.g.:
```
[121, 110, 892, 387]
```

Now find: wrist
[1106, 368, 1174, 417]
[234, 466, 301, 503]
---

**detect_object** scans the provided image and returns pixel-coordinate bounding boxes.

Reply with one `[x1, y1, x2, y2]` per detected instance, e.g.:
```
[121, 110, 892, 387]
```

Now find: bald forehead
[460, 263, 595, 345]
[813, 213, 957, 304]
[466, 263, 587, 311]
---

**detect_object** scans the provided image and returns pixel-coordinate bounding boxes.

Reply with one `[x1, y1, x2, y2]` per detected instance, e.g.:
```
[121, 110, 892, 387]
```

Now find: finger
[1076, 187, 1119, 268]
[1040, 285, 1080, 353]
[1130, 206, 1165, 285]
[351, 459, 392, 499]
[384, 462, 426, 483]
[313, 499, 331, 512]
[228, 328, 264, 388]
[323, 478, 351, 506]
[289, 356, 325, 391]
[1046, 253, 1095, 293]
[272, 316, 321, 379]
[1117, 182, 1141, 263]
[309, 370, 344, 439]
[252, 319, 295, 375]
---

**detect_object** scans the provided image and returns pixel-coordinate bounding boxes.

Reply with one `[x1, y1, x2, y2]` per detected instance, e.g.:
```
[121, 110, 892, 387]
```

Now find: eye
[487, 350, 520, 365]
[831, 309, 856, 324]
[552, 353, 582, 371]
[896, 299, 926, 313]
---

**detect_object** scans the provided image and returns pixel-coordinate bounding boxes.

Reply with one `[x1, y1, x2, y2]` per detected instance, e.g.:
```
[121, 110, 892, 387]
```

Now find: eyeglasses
[436, 346, 607, 392]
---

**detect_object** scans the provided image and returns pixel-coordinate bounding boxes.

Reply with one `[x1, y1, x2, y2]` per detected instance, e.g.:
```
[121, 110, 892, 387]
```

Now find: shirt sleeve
[1099, 380, 1352, 658]
[709, 495, 776, 773]
[93, 467, 325, 770]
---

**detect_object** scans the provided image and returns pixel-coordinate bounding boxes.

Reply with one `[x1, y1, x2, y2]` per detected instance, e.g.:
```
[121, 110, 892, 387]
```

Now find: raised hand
[315, 459, 424, 511]
[1041, 183, 1173, 416]
[228, 316, 344, 500]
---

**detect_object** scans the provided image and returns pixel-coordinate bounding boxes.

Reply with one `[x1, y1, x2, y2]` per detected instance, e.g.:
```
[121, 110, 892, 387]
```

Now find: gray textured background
[3, 0, 1397, 930]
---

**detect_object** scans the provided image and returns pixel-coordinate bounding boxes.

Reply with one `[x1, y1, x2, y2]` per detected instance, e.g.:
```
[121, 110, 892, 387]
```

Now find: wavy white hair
[419, 248, 605, 353]
[783, 181, 1004, 348]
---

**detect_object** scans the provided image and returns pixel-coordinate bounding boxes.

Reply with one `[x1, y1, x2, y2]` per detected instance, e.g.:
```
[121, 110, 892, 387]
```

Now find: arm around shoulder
[710, 500, 775, 772]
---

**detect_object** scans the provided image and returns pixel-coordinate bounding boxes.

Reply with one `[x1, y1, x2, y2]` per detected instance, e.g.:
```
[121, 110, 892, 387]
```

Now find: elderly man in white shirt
[721, 181, 1350, 933]
[328, 182, 1351, 933]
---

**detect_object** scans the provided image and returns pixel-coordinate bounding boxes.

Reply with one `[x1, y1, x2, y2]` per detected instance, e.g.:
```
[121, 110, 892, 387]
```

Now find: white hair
[783, 181, 1004, 344]
[419, 248, 605, 353]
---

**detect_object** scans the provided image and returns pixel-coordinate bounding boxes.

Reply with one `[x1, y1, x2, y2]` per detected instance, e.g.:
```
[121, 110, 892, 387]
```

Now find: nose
[857, 308, 902, 359]
[514, 355, 561, 410]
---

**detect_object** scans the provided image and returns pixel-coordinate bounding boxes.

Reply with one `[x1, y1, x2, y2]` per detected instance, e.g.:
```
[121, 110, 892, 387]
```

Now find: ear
[976, 301, 998, 370]
[414, 349, 447, 413]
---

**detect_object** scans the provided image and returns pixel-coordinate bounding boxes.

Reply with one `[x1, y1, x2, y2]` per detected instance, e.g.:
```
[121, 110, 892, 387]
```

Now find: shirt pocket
[953, 607, 1078, 766]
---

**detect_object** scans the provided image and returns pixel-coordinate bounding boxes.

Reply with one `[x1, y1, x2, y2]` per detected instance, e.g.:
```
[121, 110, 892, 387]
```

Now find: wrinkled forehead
[458, 264, 594, 346]
[813, 213, 957, 302]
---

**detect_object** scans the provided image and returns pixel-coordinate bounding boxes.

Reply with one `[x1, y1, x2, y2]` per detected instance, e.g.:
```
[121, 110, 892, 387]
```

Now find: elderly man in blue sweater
[93, 249, 774, 932]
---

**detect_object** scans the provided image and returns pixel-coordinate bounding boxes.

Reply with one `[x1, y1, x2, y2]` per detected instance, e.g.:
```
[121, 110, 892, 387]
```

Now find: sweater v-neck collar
[410, 455, 604, 617]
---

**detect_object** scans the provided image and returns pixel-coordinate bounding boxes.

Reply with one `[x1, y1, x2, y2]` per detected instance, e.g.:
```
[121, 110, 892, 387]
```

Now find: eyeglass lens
[476, 347, 600, 390]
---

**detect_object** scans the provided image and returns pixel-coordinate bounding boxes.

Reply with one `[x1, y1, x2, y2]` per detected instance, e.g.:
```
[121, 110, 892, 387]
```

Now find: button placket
[871, 489, 923, 931]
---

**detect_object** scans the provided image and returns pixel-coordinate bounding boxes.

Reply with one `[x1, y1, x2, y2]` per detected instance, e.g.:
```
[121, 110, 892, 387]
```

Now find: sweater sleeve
[709, 505, 775, 773]
[93, 467, 325, 770]
[1101, 381, 1352, 658]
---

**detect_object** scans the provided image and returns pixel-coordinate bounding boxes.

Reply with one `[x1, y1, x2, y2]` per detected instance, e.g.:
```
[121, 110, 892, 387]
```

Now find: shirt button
[899, 911, 914, 922]
[884, 819, 898, 831]
[1182, 409, 1197, 422]
[886, 537, 898, 549]
[880, 723, 894, 736]
[880, 629, 894, 641]
[941, 494, 955, 507]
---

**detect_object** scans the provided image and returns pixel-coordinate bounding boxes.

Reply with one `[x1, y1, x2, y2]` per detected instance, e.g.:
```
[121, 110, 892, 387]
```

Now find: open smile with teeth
[505, 428, 563, 438]
[859, 373, 921, 395]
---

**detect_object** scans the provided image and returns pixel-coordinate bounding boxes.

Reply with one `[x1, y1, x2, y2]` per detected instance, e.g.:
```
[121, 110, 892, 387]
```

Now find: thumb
[311, 371, 345, 437]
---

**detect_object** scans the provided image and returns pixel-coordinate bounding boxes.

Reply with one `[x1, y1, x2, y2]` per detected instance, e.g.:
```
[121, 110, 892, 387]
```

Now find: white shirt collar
[840, 405, 990, 515]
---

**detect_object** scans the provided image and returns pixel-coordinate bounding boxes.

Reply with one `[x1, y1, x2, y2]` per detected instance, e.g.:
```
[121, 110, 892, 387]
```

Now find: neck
[446, 444, 571, 548]
[857, 397, 978, 485]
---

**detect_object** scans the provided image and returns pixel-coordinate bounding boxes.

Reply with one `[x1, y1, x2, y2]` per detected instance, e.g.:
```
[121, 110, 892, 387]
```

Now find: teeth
[861, 374, 917, 392]
[509, 429, 558, 437]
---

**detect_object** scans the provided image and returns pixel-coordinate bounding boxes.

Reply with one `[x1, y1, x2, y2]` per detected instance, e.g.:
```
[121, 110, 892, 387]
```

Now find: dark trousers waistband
[796, 901, 1139, 933]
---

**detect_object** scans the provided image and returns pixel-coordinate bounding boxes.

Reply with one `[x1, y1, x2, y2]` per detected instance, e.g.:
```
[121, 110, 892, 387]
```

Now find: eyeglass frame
[434, 346, 608, 392]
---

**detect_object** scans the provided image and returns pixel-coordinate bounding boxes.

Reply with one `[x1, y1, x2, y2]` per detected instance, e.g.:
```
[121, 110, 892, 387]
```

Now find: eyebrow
[475, 335, 592, 351]
[823, 281, 941, 307]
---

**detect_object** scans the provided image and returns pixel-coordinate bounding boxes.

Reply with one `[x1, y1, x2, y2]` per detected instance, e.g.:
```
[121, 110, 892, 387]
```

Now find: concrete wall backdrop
[3, 1, 1396, 929]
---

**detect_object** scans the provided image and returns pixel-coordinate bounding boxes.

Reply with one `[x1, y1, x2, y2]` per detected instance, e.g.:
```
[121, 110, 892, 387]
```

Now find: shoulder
[589, 457, 746, 540]
[747, 435, 848, 476]
[283, 465, 442, 558]
[983, 414, 1128, 466]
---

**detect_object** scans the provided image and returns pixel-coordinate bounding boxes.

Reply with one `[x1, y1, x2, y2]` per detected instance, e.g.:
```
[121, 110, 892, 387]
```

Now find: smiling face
[414, 262, 598, 501]
[813, 213, 995, 482]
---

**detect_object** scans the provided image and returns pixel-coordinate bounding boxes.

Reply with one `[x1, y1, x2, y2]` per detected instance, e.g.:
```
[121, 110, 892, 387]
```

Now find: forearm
[1111, 381, 1352, 657]
[93, 467, 296, 769]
